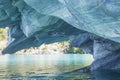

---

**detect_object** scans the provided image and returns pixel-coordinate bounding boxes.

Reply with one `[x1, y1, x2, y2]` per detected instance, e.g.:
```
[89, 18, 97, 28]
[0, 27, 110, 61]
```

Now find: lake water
[0, 54, 93, 80]
[0, 54, 120, 80]
[0, 54, 119, 80]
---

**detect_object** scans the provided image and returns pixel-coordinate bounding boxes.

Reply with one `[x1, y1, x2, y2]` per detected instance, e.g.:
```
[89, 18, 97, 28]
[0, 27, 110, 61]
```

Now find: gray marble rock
[24, 0, 120, 43]
[1, 0, 120, 70]
[92, 40, 120, 70]
[0, 0, 120, 42]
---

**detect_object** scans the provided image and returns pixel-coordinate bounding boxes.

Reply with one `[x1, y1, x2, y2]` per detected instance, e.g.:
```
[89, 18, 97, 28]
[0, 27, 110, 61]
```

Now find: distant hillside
[16, 40, 86, 55]
[0, 28, 8, 50]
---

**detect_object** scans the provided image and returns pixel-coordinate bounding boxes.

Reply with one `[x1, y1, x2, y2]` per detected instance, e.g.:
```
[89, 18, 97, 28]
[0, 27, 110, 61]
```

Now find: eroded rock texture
[0, 0, 120, 70]
[70, 34, 120, 70]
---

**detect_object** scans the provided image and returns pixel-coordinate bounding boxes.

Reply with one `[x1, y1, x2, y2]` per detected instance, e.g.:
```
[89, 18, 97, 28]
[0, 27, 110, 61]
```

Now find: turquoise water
[0, 54, 94, 80]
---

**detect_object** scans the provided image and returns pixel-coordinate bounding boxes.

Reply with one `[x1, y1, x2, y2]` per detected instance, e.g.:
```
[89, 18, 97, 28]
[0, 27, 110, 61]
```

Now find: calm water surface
[0, 54, 119, 80]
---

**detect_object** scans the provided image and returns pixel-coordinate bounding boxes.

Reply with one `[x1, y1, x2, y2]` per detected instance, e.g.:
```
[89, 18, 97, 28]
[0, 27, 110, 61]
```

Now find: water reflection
[91, 70, 120, 80]
[0, 54, 93, 79]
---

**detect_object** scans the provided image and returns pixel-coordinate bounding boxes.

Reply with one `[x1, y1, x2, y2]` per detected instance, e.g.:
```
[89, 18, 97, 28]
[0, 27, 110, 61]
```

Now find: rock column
[92, 40, 120, 70]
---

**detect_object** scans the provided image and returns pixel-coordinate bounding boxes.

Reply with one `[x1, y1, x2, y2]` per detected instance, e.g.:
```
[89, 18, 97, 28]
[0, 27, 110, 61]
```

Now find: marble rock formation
[0, 0, 120, 70]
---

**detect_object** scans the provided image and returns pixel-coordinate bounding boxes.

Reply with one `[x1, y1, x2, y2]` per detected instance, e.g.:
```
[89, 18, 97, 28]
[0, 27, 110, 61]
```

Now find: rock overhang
[0, 0, 120, 54]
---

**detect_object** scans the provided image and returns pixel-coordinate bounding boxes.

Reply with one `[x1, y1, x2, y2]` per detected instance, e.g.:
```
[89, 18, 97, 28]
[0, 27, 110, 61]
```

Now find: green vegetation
[66, 41, 86, 54]
[0, 27, 8, 40]
[0, 28, 8, 50]
[16, 40, 87, 54]
[67, 47, 86, 54]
